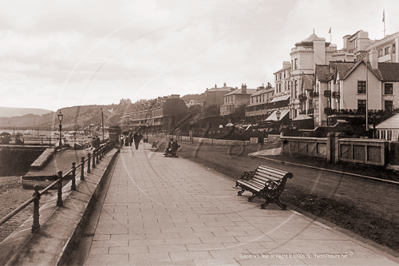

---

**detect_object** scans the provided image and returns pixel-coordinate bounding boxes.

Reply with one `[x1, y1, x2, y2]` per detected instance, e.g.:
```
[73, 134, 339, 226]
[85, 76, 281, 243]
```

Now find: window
[358, 100, 366, 111]
[294, 59, 298, 69]
[294, 80, 298, 98]
[385, 47, 390, 55]
[385, 100, 393, 111]
[358, 81, 366, 94]
[384, 83, 393, 94]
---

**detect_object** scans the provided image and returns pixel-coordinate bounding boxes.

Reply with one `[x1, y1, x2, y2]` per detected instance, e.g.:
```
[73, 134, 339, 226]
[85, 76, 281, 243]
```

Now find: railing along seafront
[0, 142, 113, 234]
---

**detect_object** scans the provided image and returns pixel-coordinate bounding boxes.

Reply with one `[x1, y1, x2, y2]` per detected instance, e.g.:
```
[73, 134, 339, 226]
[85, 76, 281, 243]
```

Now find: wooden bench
[236, 165, 293, 209]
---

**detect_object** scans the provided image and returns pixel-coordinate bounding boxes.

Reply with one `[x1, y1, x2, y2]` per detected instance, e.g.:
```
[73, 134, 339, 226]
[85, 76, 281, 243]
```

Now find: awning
[265, 109, 290, 121]
[292, 114, 312, 121]
[271, 94, 290, 103]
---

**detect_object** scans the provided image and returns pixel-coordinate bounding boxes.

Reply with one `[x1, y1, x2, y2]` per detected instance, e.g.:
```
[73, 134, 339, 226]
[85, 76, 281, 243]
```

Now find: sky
[0, 0, 397, 111]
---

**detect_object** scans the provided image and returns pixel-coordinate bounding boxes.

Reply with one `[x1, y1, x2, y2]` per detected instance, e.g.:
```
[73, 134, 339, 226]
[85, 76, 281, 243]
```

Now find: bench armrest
[240, 171, 255, 180]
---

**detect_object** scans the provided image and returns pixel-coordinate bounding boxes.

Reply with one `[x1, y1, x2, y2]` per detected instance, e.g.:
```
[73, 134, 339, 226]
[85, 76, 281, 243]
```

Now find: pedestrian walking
[133, 131, 143, 150]
[121, 135, 124, 146]
[129, 133, 133, 146]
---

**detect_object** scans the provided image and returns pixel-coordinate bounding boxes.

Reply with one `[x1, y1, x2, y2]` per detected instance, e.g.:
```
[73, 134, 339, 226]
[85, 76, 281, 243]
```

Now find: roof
[378, 63, 399, 82]
[302, 74, 314, 90]
[341, 61, 382, 81]
[294, 33, 330, 47]
[315, 65, 331, 82]
[376, 113, 399, 129]
[273, 66, 291, 74]
[207, 87, 234, 92]
[331, 61, 356, 80]
[251, 88, 267, 97]
[225, 88, 256, 96]
[271, 94, 290, 103]
[265, 109, 290, 121]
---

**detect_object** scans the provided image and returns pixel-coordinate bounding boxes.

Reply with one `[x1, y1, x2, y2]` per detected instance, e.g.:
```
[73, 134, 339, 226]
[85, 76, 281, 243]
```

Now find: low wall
[281, 136, 328, 159]
[281, 136, 389, 166]
[338, 138, 388, 166]
[180, 136, 251, 146]
[0, 148, 119, 266]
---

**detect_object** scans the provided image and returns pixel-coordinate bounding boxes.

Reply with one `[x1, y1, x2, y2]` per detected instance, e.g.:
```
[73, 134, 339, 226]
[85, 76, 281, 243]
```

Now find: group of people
[164, 138, 180, 157]
[121, 131, 143, 150]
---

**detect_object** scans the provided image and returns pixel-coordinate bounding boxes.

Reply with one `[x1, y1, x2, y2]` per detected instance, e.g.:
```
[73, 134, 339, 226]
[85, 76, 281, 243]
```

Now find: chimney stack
[370, 49, 378, 69]
[242, 83, 247, 94]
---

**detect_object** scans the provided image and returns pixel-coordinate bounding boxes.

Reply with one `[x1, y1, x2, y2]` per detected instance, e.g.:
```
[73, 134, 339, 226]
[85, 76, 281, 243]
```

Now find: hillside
[0, 107, 52, 118]
[0, 94, 202, 130]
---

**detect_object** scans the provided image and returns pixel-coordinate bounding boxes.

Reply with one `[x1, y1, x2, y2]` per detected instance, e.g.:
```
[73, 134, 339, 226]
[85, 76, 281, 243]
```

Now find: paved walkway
[82, 145, 398, 266]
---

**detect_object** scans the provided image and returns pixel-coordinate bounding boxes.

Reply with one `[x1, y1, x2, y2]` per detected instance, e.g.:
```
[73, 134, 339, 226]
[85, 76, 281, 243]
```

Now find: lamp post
[101, 108, 104, 141]
[57, 110, 63, 148]
[276, 110, 281, 121]
[146, 122, 149, 142]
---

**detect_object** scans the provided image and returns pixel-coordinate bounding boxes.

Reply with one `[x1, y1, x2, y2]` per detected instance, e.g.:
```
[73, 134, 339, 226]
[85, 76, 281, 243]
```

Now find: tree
[230, 104, 246, 123]
[203, 105, 220, 117]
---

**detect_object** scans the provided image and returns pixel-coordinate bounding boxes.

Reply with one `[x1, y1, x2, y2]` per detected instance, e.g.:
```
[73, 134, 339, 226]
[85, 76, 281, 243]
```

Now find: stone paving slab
[83, 145, 399, 266]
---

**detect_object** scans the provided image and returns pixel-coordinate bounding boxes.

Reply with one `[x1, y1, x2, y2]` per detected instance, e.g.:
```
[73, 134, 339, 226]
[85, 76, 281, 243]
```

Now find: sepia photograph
[0, 0, 399, 265]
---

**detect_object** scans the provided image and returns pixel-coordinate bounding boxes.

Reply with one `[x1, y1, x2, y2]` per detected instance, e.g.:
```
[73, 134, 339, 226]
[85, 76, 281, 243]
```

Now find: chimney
[242, 83, 247, 94]
[370, 49, 378, 69]
[215, 84, 217, 88]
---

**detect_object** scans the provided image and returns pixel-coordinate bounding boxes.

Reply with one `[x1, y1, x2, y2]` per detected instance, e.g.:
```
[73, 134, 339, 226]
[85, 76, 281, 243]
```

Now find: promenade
[77, 144, 398, 266]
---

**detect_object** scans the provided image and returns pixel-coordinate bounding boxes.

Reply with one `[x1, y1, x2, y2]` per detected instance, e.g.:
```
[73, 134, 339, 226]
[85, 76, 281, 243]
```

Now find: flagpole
[383, 9, 386, 37]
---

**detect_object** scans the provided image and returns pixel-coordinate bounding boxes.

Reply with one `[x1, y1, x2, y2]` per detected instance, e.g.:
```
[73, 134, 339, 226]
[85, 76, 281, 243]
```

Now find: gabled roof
[341, 60, 382, 81]
[331, 61, 356, 81]
[376, 113, 399, 129]
[378, 63, 399, 82]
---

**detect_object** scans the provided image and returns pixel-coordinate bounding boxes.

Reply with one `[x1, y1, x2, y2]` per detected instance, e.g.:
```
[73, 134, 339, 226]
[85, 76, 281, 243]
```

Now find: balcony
[310, 91, 319, 98]
[332, 91, 340, 98]
[324, 107, 335, 116]
[324, 90, 331, 97]
[298, 93, 307, 101]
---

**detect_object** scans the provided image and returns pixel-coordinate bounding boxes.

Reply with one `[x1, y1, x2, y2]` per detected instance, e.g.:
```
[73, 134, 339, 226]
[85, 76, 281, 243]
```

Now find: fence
[0, 142, 113, 234]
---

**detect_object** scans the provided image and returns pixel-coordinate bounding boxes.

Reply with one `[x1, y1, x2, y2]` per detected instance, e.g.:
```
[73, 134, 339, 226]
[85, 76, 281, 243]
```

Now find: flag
[328, 27, 331, 34]
[383, 9, 385, 22]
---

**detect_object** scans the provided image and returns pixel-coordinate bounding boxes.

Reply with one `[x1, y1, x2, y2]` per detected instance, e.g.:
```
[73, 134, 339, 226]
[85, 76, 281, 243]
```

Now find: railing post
[87, 153, 91, 173]
[92, 150, 96, 168]
[71, 162, 76, 191]
[81, 157, 85, 181]
[32, 185, 41, 233]
[57, 171, 63, 207]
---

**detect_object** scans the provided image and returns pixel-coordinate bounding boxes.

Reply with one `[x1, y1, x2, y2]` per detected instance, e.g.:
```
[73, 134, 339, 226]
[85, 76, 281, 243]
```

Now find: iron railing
[0, 142, 113, 234]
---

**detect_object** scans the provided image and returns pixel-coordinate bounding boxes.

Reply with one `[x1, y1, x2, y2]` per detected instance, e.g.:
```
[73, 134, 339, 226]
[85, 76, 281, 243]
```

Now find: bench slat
[257, 168, 286, 179]
[237, 180, 262, 192]
[257, 169, 291, 180]
[254, 172, 281, 182]
[258, 166, 289, 176]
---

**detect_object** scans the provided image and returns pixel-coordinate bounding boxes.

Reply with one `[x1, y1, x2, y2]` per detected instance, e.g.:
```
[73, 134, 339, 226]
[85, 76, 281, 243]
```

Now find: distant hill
[0, 107, 52, 118]
[0, 93, 205, 129]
